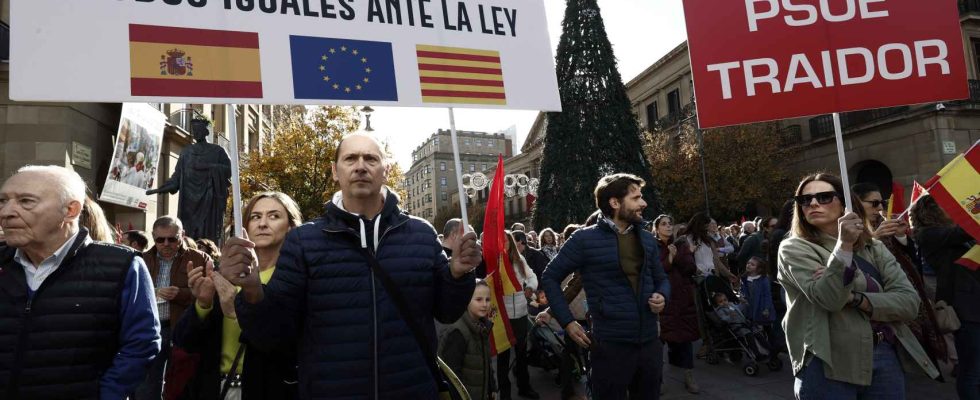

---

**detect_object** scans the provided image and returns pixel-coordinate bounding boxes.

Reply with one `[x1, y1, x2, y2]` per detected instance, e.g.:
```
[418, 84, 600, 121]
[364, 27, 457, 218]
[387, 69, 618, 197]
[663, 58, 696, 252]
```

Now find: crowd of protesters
[0, 133, 977, 400]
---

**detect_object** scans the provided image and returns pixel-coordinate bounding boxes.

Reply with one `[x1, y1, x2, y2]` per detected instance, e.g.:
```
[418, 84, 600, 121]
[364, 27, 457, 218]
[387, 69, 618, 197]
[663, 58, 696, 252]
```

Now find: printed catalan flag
[416, 45, 506, 106]
[129, 24, 263, 98]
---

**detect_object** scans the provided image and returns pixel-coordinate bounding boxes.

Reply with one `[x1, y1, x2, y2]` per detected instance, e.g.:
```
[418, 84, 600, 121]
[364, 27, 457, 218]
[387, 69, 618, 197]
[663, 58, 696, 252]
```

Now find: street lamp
[361, 106, 375, 132]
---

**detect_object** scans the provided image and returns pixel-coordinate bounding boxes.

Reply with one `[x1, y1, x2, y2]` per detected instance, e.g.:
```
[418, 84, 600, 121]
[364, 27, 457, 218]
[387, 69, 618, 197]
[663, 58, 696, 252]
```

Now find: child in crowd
[439, 280, 497, 400]
[528, 289, 549, 316]
[713, 292, 770, 361]
[740, 256, 776, 325]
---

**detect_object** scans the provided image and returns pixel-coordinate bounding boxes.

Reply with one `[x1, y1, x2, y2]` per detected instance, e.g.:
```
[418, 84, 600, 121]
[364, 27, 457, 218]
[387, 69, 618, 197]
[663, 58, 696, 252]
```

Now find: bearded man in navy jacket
[541, 173, 670, 400]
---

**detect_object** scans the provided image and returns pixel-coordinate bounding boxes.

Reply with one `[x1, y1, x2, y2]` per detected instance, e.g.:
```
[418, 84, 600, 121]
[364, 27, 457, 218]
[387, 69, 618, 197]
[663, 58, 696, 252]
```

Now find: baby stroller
[694, 275, 783, 376]
[526, 316, 587, 385]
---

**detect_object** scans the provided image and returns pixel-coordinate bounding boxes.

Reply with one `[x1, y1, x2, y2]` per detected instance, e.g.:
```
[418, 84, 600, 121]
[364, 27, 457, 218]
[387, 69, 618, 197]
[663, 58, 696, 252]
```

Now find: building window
[440, 177, 447, 186]
[645, 101, 659, 129]
[476, 139, 482, 147]
[465, 138, 471, 146]
[973, 39, 980, 77]
[489, 139, 495, 147]
[441, 192, 448, 201]
[470, 164, 476, 172]
[667, 89, 681, 118]
[481, 164, 487, 171]
[440, 161, 446, 171]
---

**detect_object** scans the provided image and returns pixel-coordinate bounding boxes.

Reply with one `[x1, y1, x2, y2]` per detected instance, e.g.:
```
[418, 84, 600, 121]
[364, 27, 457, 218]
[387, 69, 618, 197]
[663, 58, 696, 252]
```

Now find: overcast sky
[367, 0, 689, 170]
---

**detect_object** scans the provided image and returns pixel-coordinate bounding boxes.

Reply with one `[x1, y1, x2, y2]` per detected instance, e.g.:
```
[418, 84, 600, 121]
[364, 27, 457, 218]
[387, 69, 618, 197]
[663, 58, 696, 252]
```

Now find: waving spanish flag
[484, 155, 523, 356]
[924, 139, 980, 270]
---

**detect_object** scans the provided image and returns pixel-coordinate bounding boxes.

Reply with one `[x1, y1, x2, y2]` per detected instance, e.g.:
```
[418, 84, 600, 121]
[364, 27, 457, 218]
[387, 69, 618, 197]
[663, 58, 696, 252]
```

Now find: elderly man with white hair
[0, 165, 161, 399]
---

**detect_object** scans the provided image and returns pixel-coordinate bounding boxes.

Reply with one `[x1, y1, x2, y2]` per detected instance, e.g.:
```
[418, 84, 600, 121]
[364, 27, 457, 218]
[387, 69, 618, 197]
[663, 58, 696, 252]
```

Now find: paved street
[518, 343, 960, 400]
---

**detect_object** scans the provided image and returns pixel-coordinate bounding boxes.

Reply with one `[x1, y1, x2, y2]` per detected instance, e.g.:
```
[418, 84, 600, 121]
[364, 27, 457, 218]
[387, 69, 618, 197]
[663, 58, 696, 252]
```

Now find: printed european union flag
[290, 35, 398, 101]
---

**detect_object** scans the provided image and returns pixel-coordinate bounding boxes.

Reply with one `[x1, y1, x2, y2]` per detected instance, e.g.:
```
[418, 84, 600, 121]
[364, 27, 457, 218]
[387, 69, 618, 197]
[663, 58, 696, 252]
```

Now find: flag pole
[447, 107, 470, 232]
[227, 104, 244, 238]
[833, 112, 854, 211]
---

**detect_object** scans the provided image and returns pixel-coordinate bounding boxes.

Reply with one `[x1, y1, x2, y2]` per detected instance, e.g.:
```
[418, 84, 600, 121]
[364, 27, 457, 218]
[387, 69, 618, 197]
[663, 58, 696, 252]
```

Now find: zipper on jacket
[9, 296, 35, 398]
[325, 216, 410, 399]
[371, 268, 379, 400]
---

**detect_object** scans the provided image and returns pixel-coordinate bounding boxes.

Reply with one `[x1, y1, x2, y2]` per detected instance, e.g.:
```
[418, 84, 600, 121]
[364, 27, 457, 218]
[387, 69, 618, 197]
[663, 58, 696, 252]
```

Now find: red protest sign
[682, 0, 969, 129]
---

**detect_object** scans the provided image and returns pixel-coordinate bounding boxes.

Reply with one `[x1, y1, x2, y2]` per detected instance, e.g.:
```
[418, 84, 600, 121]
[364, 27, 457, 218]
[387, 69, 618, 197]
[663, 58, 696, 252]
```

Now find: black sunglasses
[794, 191, 838, 206]
[862, 199, 888, 208]
[154, 236, 179, 244]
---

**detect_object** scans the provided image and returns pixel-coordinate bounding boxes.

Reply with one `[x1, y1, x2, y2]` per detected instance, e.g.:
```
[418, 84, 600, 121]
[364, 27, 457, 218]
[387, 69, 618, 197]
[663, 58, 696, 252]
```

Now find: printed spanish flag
[925, 139, 980, 243]
[484, 155, 523, 356]
[416, 45, 506, 105]
[129, 24, 263, 98]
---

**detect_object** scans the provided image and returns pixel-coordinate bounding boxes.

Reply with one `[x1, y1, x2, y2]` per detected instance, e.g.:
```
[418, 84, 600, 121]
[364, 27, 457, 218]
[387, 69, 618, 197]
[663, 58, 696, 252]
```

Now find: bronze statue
[147, 119, 231, 243]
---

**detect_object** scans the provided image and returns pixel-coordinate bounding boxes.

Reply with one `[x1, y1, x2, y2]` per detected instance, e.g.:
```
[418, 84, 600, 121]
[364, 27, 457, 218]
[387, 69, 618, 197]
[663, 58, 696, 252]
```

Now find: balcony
[779, 124, 803, 145]
[652, 104, 697, 131]
[961, 0, 980, 14]
[808, 106, 910, 139]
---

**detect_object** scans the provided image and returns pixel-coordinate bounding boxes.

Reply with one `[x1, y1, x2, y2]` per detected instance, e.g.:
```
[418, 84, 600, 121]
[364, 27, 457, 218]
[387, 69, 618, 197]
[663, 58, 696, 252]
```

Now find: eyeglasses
[154, 237, 179, 244]
[794, 191, 838, 206]
[862, 199, 888, 208]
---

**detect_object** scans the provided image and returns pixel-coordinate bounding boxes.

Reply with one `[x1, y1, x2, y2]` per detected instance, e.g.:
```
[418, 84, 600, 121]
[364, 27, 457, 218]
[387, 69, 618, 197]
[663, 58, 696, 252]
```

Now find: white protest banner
[10, 0, 561, 111]
[101, 103, 167, 210]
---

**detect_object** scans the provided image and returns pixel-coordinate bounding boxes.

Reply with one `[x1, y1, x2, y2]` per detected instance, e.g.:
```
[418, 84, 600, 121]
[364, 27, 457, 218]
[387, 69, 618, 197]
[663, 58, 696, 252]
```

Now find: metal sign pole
[447, 108, 470, 233]
[227, 104, 244, 238]
[832, 112, 854, 211]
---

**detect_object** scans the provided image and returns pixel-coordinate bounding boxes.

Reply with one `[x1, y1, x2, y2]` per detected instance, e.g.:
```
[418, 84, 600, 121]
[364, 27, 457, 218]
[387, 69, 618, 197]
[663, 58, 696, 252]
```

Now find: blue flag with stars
[289, 35, 398, 101]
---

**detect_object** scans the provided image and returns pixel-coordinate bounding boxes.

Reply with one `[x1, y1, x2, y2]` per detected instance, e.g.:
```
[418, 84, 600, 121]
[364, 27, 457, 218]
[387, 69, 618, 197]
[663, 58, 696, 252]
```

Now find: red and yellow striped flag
[416, 45, 506, 106]
[129, 24, 263, 98]
[483, 155, 523, 356]
[958, 245, 980, 271]
[925, 139, 980, 242]
[925, 139, 980, 270]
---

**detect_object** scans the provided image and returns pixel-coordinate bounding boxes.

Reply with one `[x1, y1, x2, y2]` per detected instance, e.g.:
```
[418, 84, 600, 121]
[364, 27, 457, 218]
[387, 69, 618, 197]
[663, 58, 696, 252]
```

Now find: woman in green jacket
[778, 173, 939, 399]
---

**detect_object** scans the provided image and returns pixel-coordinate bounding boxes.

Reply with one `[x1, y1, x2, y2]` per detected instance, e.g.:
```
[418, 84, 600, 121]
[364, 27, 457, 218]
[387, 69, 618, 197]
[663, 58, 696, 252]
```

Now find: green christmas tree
[532, 0, 662, 230]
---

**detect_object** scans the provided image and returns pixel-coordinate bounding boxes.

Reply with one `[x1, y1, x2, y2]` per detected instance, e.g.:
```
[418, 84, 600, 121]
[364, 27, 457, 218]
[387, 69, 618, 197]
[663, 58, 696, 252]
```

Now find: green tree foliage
[644, 119, 797, 222]
[533, 0, 662, 230]
[239, 106, 404, 220]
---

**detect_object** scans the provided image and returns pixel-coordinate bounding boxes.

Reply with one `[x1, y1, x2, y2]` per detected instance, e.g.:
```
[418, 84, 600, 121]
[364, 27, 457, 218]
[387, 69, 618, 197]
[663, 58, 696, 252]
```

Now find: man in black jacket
[220, 134, 482, 399]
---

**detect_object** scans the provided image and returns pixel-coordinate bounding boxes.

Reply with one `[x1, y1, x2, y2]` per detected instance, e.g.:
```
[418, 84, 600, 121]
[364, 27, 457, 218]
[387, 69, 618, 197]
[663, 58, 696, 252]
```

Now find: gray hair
[741, 221, 756, 231]
[152, 216, 184, 232]
[16, 165, 86, 207]
[443, 218, 462, 238]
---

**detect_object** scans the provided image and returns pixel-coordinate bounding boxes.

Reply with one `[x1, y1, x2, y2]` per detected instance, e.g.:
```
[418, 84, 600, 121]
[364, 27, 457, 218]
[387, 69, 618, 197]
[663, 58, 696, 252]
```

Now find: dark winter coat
[172, 297, 299, 400]
[235, 191, 476, 399]
[541, 218, 670, 344]
[438, 312, 495, 400]
[658, 239, 700, 343]
[0, 231, 141, 399]
[739, 275, 776, 323]
[916, 226, 980, 322]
